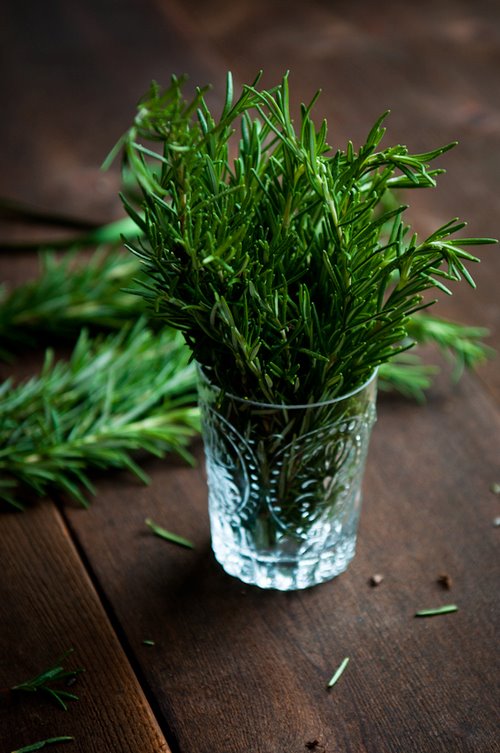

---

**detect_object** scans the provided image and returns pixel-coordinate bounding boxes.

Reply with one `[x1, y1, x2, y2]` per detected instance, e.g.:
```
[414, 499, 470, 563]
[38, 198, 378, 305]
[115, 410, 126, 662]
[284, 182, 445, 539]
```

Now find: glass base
[198, 365, 377, 591]
[212, 534, 357, 591]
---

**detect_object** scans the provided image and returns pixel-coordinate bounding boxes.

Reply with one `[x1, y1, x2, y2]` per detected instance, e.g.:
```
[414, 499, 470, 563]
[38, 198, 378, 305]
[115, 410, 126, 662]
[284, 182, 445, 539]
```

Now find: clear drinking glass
[197, 367, 377, 590]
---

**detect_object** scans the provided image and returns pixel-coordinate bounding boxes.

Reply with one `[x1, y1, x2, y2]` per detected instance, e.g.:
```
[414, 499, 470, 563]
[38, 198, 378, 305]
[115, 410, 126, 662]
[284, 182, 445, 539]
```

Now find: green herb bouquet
[115, 72, 495, 589]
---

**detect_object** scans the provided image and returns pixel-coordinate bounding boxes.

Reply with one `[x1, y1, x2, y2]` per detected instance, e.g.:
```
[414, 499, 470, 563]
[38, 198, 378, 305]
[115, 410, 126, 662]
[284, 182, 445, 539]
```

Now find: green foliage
[0, 87, 494, 510]
[0, 320, 199, 509]
[11, 650, 82, 711]
[145, 516, 194, 548]
[117, 72, 496, 404]
[414, 605, 458, 617]
[0, 244, 492, 403]
[378, 354, 439, 403]
[11, 738, 74, 753]
[0, 247, 145, 360]
[405, 314, 493, 379]
[327, 656, 350, 689]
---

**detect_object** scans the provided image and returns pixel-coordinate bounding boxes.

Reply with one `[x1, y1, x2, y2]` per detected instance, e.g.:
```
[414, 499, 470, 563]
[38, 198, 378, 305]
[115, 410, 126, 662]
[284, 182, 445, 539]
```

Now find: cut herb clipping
[0, 247, 146, 360]
[0, 321, 199, 509]
[116, 71, 496, 406]
[2, 649, 83, 711]
[145, 517, 194, 549]
[327, 657, 350, 689]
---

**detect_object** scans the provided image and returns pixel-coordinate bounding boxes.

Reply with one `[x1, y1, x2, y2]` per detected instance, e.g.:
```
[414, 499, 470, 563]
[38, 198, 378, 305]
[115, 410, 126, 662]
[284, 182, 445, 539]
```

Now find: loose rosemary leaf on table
[11, 737, 74, 753]
[145, 516, 194, 549]
[0, 320, 200, 509]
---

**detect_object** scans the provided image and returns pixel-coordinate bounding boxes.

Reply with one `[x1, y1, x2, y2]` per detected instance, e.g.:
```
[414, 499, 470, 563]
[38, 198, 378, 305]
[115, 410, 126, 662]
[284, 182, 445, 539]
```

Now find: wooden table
[1, 1, 499, 751]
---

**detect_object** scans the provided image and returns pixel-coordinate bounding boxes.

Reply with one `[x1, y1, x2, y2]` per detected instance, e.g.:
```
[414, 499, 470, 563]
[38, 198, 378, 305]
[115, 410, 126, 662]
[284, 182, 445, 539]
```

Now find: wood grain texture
[0, 503, 170, 752]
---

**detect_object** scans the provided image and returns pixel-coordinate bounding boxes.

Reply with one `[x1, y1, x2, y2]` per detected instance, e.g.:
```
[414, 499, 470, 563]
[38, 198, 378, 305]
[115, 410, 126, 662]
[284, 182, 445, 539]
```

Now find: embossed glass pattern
[198, 369, 377, 590]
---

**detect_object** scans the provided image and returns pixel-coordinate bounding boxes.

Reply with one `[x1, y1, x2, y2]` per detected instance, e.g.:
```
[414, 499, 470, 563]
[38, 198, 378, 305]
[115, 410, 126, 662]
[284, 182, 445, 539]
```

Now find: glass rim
[196, 364, 378, 410]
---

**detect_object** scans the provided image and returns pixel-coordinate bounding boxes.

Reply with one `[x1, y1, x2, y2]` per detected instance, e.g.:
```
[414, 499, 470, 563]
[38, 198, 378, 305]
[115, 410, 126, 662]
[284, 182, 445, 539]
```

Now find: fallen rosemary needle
[142, 639, 156, 646]
[145, 517, 194, 549]
[11, 736, 74, 753]
[327, 657, 350, 689]
[415, 604, 458, 618]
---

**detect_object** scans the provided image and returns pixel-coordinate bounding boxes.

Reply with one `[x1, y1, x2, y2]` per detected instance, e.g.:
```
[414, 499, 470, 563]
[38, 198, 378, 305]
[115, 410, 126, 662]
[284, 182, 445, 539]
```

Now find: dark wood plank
[0, 502, 170, 752]
[62, 372, 500, 753]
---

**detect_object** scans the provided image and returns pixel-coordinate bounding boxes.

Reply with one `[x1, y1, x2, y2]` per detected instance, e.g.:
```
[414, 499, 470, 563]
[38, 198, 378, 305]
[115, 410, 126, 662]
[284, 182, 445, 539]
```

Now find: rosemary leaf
[11, 649, 83, 711]
[145, 517, 194, 549]
[415, 605, 458, 618]
[327, 656, 350, 689]
[11, 737, 74, 753]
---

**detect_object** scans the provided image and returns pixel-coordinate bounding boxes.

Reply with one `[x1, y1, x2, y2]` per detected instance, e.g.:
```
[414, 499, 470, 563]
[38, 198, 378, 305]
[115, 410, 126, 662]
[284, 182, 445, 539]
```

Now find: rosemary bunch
[116, 72, 496, 405]
[0, 320, 199, 509]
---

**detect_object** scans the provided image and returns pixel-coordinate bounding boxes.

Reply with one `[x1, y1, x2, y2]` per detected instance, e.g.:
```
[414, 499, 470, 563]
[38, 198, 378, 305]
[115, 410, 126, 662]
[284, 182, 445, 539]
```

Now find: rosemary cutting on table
[1, 650, 82, 710]
[0, 320, 199, 509]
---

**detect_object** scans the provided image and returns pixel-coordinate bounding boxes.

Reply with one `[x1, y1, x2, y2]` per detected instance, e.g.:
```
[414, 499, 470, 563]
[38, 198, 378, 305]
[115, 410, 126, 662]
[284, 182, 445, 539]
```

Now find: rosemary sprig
[0, 320, 199, 509]
[115, 72, 496, 406]
[405, 315, 493, 380]
[11, 737, 74, 753]
[145, 517, 194, 549]
[378, 353, 439, 402]
[0, 246, 145, 360]
[8, 650, 82, 711]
